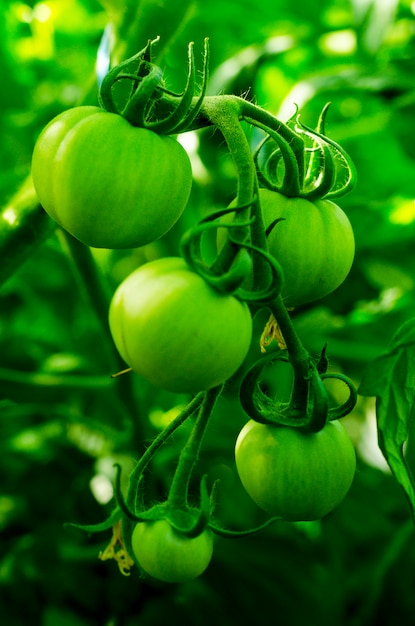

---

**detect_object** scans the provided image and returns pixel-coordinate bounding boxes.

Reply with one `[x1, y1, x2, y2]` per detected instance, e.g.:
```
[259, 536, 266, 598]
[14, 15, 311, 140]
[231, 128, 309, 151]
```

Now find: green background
[2, 0, 415, 624]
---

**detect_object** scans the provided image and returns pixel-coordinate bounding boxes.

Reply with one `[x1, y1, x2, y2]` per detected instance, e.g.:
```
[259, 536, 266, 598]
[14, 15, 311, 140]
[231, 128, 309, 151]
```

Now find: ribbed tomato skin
[235, 419, 356, 521]
[222, 188, 355, 307]
[31, 106, 192, 249]
[259, 188, 355, 307]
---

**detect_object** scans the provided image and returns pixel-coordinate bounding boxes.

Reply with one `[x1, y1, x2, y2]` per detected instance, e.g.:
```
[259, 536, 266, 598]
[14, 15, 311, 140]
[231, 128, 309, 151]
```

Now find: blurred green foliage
[2, 0, 415, 624]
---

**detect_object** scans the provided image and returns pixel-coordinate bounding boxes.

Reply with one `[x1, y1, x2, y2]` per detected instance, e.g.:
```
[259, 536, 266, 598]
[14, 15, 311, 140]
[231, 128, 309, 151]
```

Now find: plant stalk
[269, 297, 311, 414]
[167, 386, 222, 509]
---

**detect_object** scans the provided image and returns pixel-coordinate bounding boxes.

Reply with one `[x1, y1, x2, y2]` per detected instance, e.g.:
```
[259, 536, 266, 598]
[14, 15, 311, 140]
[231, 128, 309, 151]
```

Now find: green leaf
[359, 317, 415, 519]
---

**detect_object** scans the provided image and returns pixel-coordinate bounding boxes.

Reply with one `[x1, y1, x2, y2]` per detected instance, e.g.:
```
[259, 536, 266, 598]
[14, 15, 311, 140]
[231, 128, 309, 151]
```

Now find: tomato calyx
[209, 515, 282, 538]
[239, 349, 358, 433]
[112, 465, 214, 537]
[98, 37, 210, 134]
[254, 104, 357, 201]
[116, 469, 283, 543]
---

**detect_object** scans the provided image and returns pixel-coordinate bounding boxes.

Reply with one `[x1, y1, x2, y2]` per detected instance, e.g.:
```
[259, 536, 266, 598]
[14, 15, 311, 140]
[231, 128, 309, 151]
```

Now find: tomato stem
[200, 96, 271, 292]
[269, 297, 311, 415]
[167, 386, 222, 510]
[125, 393, 204, 512]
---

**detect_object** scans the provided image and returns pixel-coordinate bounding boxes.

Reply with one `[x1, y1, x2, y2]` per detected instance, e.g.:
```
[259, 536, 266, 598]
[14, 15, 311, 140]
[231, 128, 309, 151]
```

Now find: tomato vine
[30, 37, 359, 582]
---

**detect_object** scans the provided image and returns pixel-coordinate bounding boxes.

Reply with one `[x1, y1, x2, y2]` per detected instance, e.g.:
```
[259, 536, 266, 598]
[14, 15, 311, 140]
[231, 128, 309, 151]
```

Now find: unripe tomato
[223, 188, 355, 307]
[259, 189, 355, 307]
[31, 106, 192, 249]
[131, 519, 214, 583]
[109, 257, 253, 393]
[235, 419, 356, 521]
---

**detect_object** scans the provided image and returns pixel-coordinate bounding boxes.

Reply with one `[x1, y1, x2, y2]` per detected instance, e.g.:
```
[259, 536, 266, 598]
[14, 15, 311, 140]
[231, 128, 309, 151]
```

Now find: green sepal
[98, 39, 157, 114]
[323, 372, 358, 421]
[64, 506, 122, 534]
[153, 38, 210, 134]
[239, 350, 297, 427]
[169, 474, 213, 538]
[180, 206, 283, 303]
[172, 38, 210, 133]
[209, 515, 281, 538]
[240, 349, 357, 432]
[316, 342, 329, 374]
[294, 109, 357, 200]
[249, 102, 356, 201]
[98, 38, 210, 135]
[121, 64, 164, 127]
[180, 210, 255, 296]
[120, 475, 213, 539]
[239, 352, 329, 432]
[251, 118, 302, 197]
[112, 467, 214, 539]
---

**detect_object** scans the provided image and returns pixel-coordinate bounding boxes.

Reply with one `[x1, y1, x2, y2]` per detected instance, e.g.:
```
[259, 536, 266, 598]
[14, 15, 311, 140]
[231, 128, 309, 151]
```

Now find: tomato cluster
[31, 101, 357, 584]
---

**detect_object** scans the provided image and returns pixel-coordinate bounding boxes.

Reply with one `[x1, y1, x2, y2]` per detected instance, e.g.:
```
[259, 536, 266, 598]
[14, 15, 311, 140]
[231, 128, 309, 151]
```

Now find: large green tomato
[109, 257, 252, 393]
[235, 419, 356, 521]
[31, 106, 192, 249]
[131, 519, 214, 583]
[224, 188, 355, 307]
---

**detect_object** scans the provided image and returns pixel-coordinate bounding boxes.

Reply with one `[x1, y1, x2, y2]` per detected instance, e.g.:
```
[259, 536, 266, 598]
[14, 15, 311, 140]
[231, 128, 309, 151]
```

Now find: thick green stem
[197, 95, 313, 416]
[239, 99, 305, 188]
[201, 98, 254, 206]
[126, 393, 204, 510]
[269, 297, 311, 415]
[167, 386, 222, 509]
[199, 95, 306, 189]
[200, 96, 270, 289]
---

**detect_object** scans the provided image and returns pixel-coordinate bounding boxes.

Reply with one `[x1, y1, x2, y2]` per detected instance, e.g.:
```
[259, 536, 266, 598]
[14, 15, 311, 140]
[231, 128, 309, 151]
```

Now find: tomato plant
[108, 257, 253, 393]
[131, 519, 214, 583]
[235, 419, 356, 521]
[31, 106, 192, 249]
[259, 188, 355, 307]
[5, 0, 415, 622]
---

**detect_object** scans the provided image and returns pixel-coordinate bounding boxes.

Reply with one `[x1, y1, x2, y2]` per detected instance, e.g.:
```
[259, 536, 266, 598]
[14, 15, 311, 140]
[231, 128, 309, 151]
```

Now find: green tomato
[131, 519, 214, 583]
[31, 106, 192, 249]
[261, 189, 355, 306]
[108, 257, 252, 393]
[224, 188, 355, 307]
[235, 419, 356, 521]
